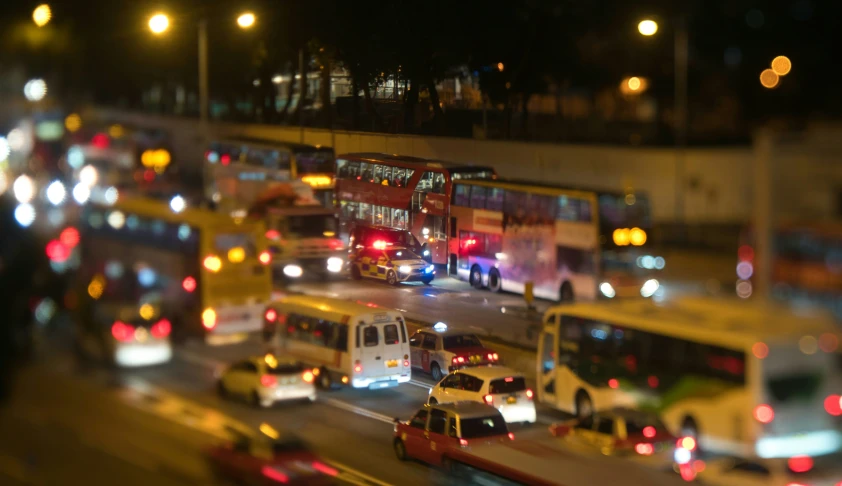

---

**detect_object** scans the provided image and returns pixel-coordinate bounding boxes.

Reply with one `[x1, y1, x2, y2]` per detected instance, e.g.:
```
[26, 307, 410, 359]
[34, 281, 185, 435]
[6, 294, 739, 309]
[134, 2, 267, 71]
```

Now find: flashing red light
[60, 227, 80, 248]
[372, 240, 388, 250]
[151, 319, 172, 339]
[635, 443, 654, 455]
[459, 438, 468, 446]
[260, 375, 277, 387]
[182, 276, 197, 293]
[261, 465, 288, 483]
[455, 356, 465, 364]
[643, 426, 656, 438]
[738, 245, 755, 262]
[483, 394, 493, 405]
[46, 240, 71, 263]
[311, 461, 338, 477]
[220, 154, 231, 166]
[608, 378, 619, 389]
[525, 389, 533, 399]
[330, 239, 344, 250]
[693, 460, 706, 473]
[259, 251, 272, 265]
[679, 465, 696, 482]
[265, 230, 281, 240]
[824, 394, 842, 416]
[647, 375, 659, 388]
[508, 432, 515, 440]
[753, 404, 775, 424]
[788, 456, 814, 473]
[111, 321, 134, 342]
[91, 133, 110, 149]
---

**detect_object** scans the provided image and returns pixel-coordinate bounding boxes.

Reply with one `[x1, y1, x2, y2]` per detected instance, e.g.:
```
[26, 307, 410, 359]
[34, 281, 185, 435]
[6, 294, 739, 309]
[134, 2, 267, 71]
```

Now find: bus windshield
[450, 168, 496, 180]
[295, 150, 334, 174]
[214, 233, 258, 258]
[286, 214, 337, 238]
[598, 193, 651, 229]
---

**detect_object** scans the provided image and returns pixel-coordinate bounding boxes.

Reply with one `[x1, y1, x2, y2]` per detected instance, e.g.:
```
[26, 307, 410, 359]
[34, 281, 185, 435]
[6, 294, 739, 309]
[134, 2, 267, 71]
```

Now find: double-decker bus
[334, 153, 496, 265]
[538, 297, 842, 458]
[79, 196, 273, 344]
[449, 179, 659, 302]
[204, 138, 336, 209]
[737, 221, 842, 319]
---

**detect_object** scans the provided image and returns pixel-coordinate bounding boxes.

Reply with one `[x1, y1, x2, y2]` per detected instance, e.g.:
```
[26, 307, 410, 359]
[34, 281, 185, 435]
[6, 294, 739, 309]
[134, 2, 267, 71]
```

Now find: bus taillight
[202, 308, 217, 330]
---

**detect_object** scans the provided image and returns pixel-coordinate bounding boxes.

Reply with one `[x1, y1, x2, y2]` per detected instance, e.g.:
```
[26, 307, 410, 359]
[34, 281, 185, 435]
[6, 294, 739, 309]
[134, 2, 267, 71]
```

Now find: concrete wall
[86, 108, 842, 224]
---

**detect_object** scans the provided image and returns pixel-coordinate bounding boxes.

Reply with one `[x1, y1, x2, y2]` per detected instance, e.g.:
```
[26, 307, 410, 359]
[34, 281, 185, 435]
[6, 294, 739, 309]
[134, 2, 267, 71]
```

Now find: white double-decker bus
[537, 297, 842, 458]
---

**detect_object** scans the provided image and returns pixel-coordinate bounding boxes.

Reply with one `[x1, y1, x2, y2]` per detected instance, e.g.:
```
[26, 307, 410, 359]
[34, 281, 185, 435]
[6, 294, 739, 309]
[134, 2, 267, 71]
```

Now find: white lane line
[321, 398, 396, 424]
[407, 379, 432, 390]
[177, 349, 227, 370]
[323, 459, 394, 486]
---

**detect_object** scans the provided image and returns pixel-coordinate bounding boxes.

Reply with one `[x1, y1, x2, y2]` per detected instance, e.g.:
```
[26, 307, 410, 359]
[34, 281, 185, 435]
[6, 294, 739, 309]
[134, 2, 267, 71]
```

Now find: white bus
[262, 295, 412, 390]
[537, 297, 842, 459]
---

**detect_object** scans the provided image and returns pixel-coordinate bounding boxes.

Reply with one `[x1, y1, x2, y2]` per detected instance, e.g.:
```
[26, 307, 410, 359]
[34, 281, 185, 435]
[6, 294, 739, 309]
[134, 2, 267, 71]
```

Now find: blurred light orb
[497, 62, 504, 72]
[771, 56, 792, 76]
[72, 182, 90, 204]
[46, 180, 66, 206]
[104, 186, 119, 205]
[107, 210, 125, 229]
[736, 279, 753, 299]
[0, 172, 7, 196]
[7, 128, 26, 151]
[736, 261, 754, 280]
[67, 145, 85, 169]
[759, 69, 779, 89]
[237, 12, 256, 29]
[170, 195, 186, 213]
[138, 267, 156, 287]
[33, 4, 52, 27]
[13, 175, 35, 203]
[799, 335, 818, 355]
[628, 77, 642, 91]
[0, 137, 9, 162]
[14, 203, 36, 227]
[654, 256, 665, 269]
[24, 79, 47, 102]
[65, 113, 82, 133]
[47, 208, 64, 227]
[105, 260, 124, 279]
[149, 13, 170, 34]
[638, 20, 658, 36]
[79, 164, 98, 187]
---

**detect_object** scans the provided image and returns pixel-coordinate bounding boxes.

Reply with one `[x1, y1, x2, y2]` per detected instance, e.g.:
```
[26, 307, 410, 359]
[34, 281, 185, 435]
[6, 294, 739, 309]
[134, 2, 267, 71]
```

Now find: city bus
[449, 179, 659, 302]
[334, 153, 496, 265]
[737, 221, 842, 319]
[537, 297, 842, 458]
[262, 295, 412, 390]
[204, 138, 336, 209]
[79, 196, 274, 344]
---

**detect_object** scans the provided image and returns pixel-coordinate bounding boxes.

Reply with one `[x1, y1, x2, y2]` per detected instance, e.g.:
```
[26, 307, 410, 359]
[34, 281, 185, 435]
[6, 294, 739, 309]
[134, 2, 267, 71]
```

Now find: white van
[262, 295, 411, 390]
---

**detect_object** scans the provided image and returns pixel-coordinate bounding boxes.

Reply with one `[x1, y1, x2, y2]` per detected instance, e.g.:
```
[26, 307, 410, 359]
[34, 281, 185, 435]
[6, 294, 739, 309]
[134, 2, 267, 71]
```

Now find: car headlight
[425, 265, 435, 273]
[283, 264, 303, 278]
[423, 250, 430, 256]
[640, 279, 660, 298]
[399, 265, 411, 273]
[327, 257, 343, 273]
[599, 282, 616, 299]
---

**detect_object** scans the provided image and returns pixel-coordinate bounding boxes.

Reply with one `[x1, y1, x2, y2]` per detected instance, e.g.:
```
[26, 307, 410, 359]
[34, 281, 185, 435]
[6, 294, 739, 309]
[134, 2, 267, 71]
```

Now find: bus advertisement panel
[334, 153, 496, 265]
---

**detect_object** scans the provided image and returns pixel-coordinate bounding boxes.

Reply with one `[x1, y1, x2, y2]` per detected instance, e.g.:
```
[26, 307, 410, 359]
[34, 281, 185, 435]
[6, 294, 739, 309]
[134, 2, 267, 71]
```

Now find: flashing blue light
[425, 265, 435, 273]
[423, 250, 430, 256]
[433, 322, 448, 332]
[590, 328, 608, 340]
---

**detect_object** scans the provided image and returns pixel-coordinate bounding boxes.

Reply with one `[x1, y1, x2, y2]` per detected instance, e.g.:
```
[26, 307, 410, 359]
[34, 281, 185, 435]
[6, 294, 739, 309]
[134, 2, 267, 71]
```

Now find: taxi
[393, 401, 513, 467]
[216, 354, 316, 408]
[408, 322, 498, 381]
[349, 241, 435, 285]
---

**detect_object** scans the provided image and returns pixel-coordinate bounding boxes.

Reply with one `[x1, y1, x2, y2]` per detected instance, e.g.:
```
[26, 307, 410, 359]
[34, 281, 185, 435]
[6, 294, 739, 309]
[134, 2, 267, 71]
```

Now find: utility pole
[198, 19, 209, 135]
[753, 128, 774, 303]
[298, 48, 305, 143]
[674, 16, 689, 224]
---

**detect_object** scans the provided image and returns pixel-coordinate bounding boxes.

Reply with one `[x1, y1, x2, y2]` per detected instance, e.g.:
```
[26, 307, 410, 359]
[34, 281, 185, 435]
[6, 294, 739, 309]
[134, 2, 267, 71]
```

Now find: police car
[408, 322, 499, 381]
[349, 241, 435, 285]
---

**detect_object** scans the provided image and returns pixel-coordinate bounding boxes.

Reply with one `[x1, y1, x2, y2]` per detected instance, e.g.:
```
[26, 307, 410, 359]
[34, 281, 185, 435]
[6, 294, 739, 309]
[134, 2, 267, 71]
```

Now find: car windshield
[442, 334, 482, 350]
[266, 362, 305, 375]
[624, 416, 668, 436]
[460, 415, 508, 439]
[488, 377, 527, 395]
[286, 214, 337, 238]
[385, 249, 421, 261]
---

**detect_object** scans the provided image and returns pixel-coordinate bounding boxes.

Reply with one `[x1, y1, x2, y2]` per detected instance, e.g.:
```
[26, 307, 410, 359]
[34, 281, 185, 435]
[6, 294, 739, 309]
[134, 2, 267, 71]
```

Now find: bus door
[358, 315, 406, 379]
[538, 314, 559, 407]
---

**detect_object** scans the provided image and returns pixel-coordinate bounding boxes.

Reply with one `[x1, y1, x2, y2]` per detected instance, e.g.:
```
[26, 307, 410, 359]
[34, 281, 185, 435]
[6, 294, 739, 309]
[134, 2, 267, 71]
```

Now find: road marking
[407, 379, 432, 390]
[324, 459, 394, 486]
[321, 398, 395, 424]
[177, 348, 226, 370]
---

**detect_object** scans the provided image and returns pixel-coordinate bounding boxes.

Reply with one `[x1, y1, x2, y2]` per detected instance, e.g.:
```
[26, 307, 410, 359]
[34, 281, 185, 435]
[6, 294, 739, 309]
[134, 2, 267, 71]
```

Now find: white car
[217, 354, 316, 408]
[427, 366, 536, 424]
[696, 455, 842, 486]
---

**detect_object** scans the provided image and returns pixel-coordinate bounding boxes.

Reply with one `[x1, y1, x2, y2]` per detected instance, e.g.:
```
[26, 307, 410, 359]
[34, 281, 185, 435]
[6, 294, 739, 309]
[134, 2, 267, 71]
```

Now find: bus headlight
[399, 265, 411, 273]
[599, 282, 616, 299]
[641, 279, 660, 298]
[283, 264, 303, 278]
[327, 257, 343, 273]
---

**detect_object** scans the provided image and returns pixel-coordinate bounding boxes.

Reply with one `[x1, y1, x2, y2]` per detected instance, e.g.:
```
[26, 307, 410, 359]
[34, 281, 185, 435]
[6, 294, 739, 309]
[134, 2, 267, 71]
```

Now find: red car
[408, 323, 499, 381]
[393, 401, 513, 467]
[206, 425, 337, 485]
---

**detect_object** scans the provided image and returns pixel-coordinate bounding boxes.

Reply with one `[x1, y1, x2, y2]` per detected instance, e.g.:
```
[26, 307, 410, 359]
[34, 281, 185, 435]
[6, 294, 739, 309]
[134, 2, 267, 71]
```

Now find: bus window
[335, 325, 348, 351]
[487, 187, 504, 211]
[504, 190, 527, 218]
[360, 162, 373, 182]
[433, 173, 445, 194]
[384, 324, 400, 345]
[453, 184, 470, 207]
[363, 325, 379, 347]
[393, 168, 405, 187]
[404, 168, 415, 187]
[337, 159, 349, 178]
[470, 186, 487, 209]
[382, 166, 392, 185]
[348, 161, 361, 179]
[415, 172, 434, 192]
[373, 165, 384, 184]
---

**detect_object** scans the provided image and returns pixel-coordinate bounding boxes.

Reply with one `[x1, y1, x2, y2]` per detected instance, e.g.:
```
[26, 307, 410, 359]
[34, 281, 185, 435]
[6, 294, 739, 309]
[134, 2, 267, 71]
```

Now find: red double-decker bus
[334, 153, 496, 265]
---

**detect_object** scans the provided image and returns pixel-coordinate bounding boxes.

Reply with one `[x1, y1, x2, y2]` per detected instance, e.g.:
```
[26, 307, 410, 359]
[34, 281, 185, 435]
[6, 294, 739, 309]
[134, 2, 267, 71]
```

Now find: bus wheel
[469, 265, 484, 289]
[488, 269, 502, 293]
[386, 270, 399, 286]
[559, 282, 574, 303]
[430, 362, 444, 381]
[575, 391, 593, 419]
[350, 266, 362, 280]
[394, 439, 408, 461]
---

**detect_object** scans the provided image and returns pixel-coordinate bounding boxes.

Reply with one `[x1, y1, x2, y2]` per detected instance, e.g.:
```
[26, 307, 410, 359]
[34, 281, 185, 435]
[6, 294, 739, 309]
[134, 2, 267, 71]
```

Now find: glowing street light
[149, 13, 170, 34]
[628, 77, 642, 91]
[771, 55, 792, 76]
[65, 113, 82, 133]
[33, 4, 52, 27]
[760, 68, 779, 89]
[24, 79, 47, 102]
[638, 19, 658, 36]
[497, 62, 505, 72]
[237, 12, 256, 29]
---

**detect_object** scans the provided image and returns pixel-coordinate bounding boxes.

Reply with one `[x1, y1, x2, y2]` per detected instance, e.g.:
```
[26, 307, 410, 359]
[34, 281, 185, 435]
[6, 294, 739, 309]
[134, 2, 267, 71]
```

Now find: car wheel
[350, 266, 362, 280]
[575, 391, 593, 419]
[216, 380, 228, 399]
[249, 390, 261, 408]
[421, 277, 433, 285]
[469, 265, 484, 289]
[319, 369, 333, 390]
[488, 268, 502, 293]
[386, 270, 398, 286]
[394, 439, 408, 461]
[428, 397, 438, 405]
[430, 362, 443, 381]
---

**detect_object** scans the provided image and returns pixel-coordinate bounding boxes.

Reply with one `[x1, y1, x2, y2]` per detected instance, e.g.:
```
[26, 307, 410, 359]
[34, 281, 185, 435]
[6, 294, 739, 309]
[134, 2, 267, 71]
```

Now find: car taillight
[483, 394, 493, 405]
[265, 308, 277, 322]
[788, 456, 813, 473]
[203, 255, 222, 272]
[508, 432, 515, 440]
[492, 353, 499, 360]
[525, 389, 533, 399]
[261, 465, 288, 483]
[259, 251, 272, 265]
[459, 438, 468, 446]
[182, 276, 197, 292]
[635, 443, 654, 455]
[202, 308, 217, 330]
[260, 375, 277, 387]
[311, 461, 338, 477]
[825, 394, 842, 416]
[403, 360, 410, 367]
[754, 404, 775, 423]
[452, 356, 465, 365]
[302, 370, 315, 383]
[643, 426, 656, 438]
[111, 321, 134, 342]
[150, 319, 171, 339]
[354, 361, 362, 373]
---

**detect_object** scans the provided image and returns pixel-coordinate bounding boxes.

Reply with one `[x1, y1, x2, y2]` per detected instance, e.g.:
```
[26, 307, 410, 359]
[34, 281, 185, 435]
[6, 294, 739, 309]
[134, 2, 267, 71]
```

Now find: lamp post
[638, 17, 688, 224]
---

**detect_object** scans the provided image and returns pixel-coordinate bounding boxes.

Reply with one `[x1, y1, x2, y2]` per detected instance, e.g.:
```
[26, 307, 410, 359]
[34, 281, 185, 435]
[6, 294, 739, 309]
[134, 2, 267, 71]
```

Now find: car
[393, 401, 514, 467]
[408, 322, 499, 381]
[549, 408, 677, 469]
[427, 366, 536, 424]
[691, 455, 842, 486]
[206, 423, 337, 485]
[217, 354, 316, 408]
[349, 242, 435, 285]
[347, 223, 428, 262]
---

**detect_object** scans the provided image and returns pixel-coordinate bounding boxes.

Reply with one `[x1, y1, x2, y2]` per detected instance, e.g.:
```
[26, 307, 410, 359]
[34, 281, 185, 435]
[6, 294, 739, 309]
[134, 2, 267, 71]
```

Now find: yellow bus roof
[109, 197, 259, 230]
[546, 297, 837, 350]
[452, 179, 596, 200]
[270, 294, 404, 320]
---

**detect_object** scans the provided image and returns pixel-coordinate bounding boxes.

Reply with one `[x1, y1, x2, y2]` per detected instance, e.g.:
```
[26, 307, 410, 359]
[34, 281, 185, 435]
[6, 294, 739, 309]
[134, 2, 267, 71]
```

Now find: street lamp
[148, 13, 170, 35]
[637, 20, 658, 36]
[33, 4, 52, 27]
[237, 12, 256, 29]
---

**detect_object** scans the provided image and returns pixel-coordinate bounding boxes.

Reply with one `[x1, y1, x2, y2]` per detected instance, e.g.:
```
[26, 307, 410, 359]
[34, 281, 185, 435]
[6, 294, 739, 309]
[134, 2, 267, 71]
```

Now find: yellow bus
[79, 196, 274, 344]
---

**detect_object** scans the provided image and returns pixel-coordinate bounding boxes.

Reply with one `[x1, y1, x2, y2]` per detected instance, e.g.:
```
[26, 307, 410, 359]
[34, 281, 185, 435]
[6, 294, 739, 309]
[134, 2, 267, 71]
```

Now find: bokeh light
[237, 12, 256, 29]
[628, 77, 641, 91]
[32, 4, 52, 27]
[771, 56, 792, 76]
[65, 114, 82, 133]
[798, 335, 818, 355]
[72, 183, 90, 204]
[46, 180, 66, 206]
[13, 175, 35, 203]
[0, 172, 7, 196]
[14, 203, 36, 227]
[149, 13, 170, 34]
[104, 186, 119, 205]
[7, 129, 26, 152]
[760, 69, 779, 89]
[638, 20, 658, 36]
[0, 137, 9, 162]
[24, 79, 48, 102]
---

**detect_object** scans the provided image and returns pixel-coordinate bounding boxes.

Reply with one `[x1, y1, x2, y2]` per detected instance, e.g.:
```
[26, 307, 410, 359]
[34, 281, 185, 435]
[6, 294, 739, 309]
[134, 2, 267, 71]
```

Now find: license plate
[507, 396, 517, 404]
[469, 355, 481, 364]
[386, 360, 398, 368]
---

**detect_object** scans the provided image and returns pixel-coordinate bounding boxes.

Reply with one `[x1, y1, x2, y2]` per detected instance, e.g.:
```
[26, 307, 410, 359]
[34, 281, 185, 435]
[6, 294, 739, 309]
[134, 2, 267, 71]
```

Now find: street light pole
[198, 18, 209, 131]
[674, 16, 689, 224]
